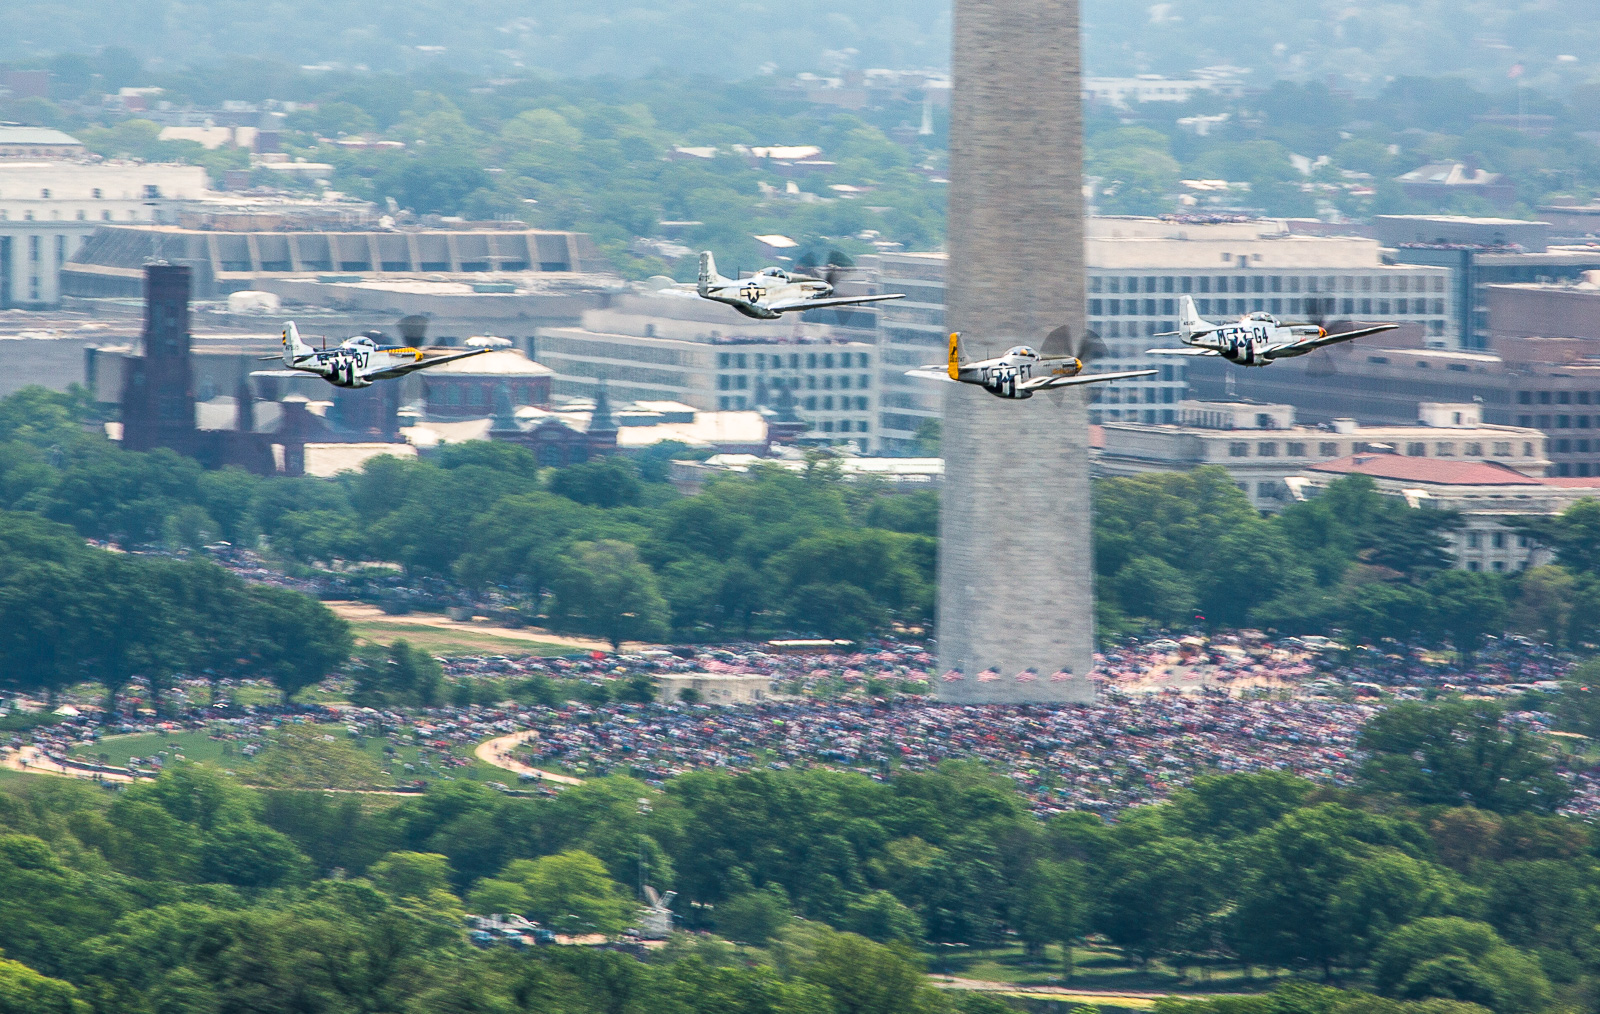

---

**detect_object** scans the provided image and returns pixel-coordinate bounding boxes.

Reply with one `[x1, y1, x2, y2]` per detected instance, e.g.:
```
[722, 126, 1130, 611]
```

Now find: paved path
[474, 730, 583, 786]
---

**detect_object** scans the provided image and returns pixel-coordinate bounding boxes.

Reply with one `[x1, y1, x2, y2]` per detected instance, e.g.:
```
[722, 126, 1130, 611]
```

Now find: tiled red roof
[1542, 477, 1600, 488]
[1088, 424, 1106, 449]
[1309, 453, 1542, 486]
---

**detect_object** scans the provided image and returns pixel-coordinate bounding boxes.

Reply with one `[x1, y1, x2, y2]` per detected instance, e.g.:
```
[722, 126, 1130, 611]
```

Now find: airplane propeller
[1041, 324, 1108, 364]
[1300, 298, 1354, 338]
[398, 314, 430, 344]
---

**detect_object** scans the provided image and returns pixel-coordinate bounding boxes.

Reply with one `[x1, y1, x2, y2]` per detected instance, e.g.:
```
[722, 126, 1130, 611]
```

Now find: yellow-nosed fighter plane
[907, 326, 1156, 399]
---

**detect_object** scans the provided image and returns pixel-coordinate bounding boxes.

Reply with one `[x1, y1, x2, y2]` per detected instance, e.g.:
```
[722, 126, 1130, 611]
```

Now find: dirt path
[324, 601, 652, 654]
[474, 730, 583, 786]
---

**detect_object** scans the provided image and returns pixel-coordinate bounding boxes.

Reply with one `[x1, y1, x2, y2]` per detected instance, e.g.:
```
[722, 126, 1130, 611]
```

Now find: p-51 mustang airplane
[695, 251, 905, 320]
[252, 322, 492, 389]
[907, 326, 1156, 400]
[1145, 295, 1399, 366]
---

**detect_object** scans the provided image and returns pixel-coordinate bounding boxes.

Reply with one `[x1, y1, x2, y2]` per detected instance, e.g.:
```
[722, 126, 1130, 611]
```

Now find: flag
[1508, 64, 1525, 79]
[1015, 670, 1038, 683]
[941, 670, 965, 682]
[977, 668, 1001, 682]
[1050, 670, 1074, 682]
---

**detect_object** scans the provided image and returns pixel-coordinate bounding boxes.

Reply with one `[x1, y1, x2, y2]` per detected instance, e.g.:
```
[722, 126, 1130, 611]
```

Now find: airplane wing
[1262, 323, 1400, 360]
[1144, 347, 1222, 356]
[250, 369, 316, 378]
[766, 293, 907, 313]
[1021, 369, 1158, 391]
[905, 368, 959, 383]
[367, 346, 493, 380]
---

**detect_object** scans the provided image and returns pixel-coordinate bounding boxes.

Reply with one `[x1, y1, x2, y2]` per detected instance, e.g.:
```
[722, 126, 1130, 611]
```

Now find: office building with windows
[1084, 218, 1454, 424]
[1187, 330, 1600, 479]
[1095, 399, 1549, 511]
[537, 295, 879, 450]
[873, 251, 947, 454]
[0, 162, 209, 307]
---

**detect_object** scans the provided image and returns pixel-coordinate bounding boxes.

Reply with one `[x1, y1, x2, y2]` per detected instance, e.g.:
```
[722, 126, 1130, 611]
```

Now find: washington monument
[936, 0, 1096, 703]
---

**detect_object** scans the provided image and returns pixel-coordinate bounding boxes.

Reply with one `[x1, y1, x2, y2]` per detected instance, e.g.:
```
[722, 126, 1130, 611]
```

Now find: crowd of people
[6, 630, 1596, 818]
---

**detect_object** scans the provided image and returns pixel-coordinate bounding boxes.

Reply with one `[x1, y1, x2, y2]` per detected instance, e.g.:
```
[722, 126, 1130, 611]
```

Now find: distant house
[1397, 161, 1517, 210]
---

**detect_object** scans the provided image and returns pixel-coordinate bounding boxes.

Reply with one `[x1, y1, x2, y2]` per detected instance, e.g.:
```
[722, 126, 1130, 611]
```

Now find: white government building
[0, 159, 210, 307]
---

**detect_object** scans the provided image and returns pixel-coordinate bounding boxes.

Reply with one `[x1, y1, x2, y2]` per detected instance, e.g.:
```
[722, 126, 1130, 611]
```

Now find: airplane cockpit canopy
[758, 267, 789, 279]
[1007, 345, 1038, 358]
[1246, 312, 1278, 323]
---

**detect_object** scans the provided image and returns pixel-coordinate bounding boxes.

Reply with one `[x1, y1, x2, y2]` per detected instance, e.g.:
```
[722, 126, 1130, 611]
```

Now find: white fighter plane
[1145, 295, 1399, 366]
[906, 326, 1156, 399]
[695, 252, 905, 320]
[252, 322, 492, 389]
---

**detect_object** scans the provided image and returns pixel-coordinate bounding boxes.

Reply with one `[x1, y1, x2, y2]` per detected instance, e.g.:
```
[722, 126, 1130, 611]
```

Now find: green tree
[350, 639, 443, 707]
[1009, 858, 1082, 974]
[1229, 805, 1456, 978]
[718, 889, 793, 946]
[549, 540, 670, 650]
[1423, 571, 1507, 662]
[1358, 701, 1570, 814]
[494, 850, 638, 936]
[0, 955, 84, 1014]
[1096, 825, 1222, 966]
[1112, 556, 1198, 628]
[237, 585, 353, 704]
[1371, 918, 1550, 1014]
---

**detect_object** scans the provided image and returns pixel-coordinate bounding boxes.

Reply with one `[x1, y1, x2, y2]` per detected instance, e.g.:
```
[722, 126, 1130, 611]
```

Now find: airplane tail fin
[698, 251, 726, 294]
[1179, 295, 1205, 339]
[947, 332, 962, 380]
[281, 322, 312, 366]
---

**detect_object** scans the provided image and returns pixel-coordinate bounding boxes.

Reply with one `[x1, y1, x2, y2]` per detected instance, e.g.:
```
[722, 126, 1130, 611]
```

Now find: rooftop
[0, 126, 81, 146]
[1309, 454, 1545, 486]
[417, 350, 554, 377]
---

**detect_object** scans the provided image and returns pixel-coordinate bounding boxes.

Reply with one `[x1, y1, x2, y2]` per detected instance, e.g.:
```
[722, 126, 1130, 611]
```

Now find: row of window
[1519, 390, 1596, 406]
[1551, 439, 1599, 454]
[1092, 387, 1178, 405]
[1227, 440, 1528, 459]
[1464, 531, 1527, 550]
[8, 186, 160, 200]
[716, 395, 871, 416]
[716, 350, 870, 370]
[717, 373, 871, 392]
[1090, 274, 1444, 295]
[1553, 462, 1599, 476]
[0, 209, 136, 222]
[1090, 297, 1444, 317]
[1519, 415, 1599, 430]
[1092, 409, 1175, 424]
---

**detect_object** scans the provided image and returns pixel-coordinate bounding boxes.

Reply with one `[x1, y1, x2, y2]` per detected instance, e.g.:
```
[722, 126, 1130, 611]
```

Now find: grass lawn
[934, 943, 1275, 996]
[345, 619, 572, 658]
[70, 726, 513, 788]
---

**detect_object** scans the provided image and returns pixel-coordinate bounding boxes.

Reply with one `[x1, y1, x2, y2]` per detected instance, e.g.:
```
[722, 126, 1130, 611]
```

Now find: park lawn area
[71, 725, 515, 788]
[937, 943, 1274, 995]
[345, 619, 572, 658]
[70, 722, 512, 786]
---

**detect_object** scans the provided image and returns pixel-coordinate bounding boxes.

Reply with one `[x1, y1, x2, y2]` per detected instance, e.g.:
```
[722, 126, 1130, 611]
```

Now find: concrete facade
[938, 0, 1095, 704]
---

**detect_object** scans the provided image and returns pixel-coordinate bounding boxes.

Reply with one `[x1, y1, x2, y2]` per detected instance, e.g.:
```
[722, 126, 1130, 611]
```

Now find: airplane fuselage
[961, 349, 1085, 399]
[290, 342, 425, 388]
[1191, 317, 1325, 367]
[702, 272, 833, 319]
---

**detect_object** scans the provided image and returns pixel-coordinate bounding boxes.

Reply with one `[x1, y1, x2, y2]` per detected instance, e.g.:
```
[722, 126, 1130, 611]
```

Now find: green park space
[68, 725, 512, 790]
[341, 617, 573, 658]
